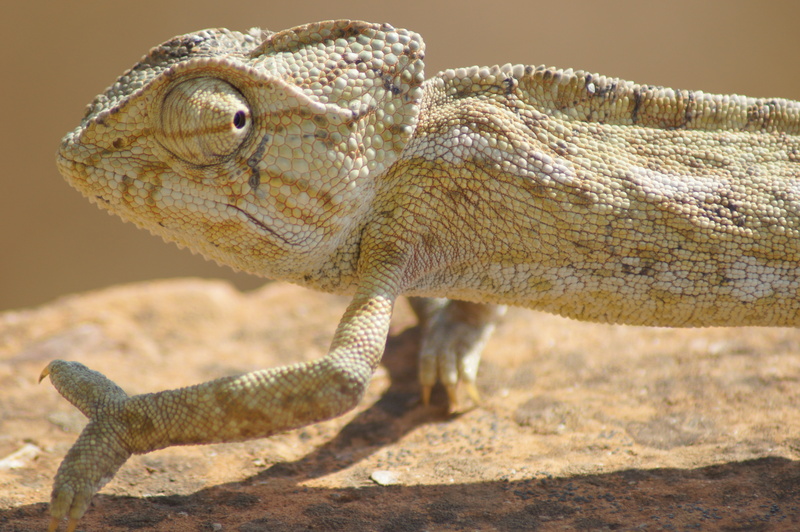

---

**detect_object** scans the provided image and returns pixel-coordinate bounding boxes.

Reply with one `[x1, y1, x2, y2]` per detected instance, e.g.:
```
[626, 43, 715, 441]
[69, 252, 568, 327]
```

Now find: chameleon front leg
[40, 281, 396, 532]
[409, 298, 507, 409]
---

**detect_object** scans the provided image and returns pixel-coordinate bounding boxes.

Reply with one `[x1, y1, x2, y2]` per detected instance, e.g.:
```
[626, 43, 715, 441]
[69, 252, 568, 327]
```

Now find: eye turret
[158, 78, 251, 165]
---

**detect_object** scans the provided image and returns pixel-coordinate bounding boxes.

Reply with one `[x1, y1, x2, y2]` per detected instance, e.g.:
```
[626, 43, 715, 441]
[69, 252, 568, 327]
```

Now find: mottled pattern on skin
[47, 19, 799, 532]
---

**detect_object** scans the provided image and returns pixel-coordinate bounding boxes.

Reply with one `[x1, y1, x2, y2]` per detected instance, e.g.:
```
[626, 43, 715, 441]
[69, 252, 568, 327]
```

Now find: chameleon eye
[158, 78, 251, 165]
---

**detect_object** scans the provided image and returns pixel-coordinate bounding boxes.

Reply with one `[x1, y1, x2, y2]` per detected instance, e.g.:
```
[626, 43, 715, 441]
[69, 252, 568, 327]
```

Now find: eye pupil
[233, 110, 247, 129]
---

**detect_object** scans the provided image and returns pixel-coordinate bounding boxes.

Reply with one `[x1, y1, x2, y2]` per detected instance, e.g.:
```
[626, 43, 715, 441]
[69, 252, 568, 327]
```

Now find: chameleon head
[56, 21, 425, 283]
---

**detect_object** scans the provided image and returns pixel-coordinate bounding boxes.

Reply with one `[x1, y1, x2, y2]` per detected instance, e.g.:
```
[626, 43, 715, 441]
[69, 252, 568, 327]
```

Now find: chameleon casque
[47, 19, 800, 531]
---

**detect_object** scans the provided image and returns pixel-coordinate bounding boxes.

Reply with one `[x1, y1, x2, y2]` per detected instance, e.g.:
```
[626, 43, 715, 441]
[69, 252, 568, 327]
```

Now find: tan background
[2, 0, 799, 311]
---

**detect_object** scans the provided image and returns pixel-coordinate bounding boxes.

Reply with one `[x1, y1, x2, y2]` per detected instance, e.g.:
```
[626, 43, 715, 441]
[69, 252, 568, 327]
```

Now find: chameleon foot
[410, 298, 506, 411]
[40, 361, 134, 532]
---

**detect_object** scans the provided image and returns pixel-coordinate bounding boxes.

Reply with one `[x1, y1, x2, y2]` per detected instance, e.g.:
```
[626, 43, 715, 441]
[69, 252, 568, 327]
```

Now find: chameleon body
[47, 20, 800, 531]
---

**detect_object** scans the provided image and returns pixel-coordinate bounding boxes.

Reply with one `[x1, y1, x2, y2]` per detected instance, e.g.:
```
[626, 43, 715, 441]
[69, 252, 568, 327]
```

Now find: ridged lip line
[226, 203, 297, 245]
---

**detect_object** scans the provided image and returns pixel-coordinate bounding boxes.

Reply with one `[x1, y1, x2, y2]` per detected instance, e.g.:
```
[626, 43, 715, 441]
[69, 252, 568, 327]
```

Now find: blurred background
[2, 0, 799, 310]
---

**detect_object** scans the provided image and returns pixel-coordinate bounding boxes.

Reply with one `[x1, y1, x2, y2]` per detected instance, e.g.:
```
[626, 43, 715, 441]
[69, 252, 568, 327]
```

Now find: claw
[39, 362, 53, 383]
[447, 382, 483, 413]
[445, 384, 459, 412]
[48, 516, 79, 532]
[464, 381, 482, 406]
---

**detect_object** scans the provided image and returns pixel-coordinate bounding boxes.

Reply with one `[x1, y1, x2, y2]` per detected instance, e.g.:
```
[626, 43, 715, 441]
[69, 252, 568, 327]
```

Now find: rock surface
[1, 279, 799, 530]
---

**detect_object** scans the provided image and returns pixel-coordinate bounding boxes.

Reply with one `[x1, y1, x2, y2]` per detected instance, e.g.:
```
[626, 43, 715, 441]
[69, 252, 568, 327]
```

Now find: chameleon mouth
[56, 150, 110, 209]
[225, 203, 297, 245]
[55, 141, 82, 186]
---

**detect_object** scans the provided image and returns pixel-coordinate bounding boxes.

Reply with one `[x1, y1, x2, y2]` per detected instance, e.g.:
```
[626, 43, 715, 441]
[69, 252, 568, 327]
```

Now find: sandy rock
[1, 279, 799, 530]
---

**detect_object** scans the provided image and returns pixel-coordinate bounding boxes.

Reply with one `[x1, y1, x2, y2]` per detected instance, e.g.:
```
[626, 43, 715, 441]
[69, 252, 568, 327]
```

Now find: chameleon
[46, 19, 799, 531]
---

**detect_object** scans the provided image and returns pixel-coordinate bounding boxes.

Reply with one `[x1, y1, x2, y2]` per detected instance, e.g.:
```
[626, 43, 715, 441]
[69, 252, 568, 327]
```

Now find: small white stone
[0, 443, 42, 470]
[370, 470, 401, 486]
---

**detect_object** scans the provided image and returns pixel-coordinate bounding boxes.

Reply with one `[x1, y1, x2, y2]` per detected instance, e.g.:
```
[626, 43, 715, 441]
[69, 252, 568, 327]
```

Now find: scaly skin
[48, 19, 800, 531]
